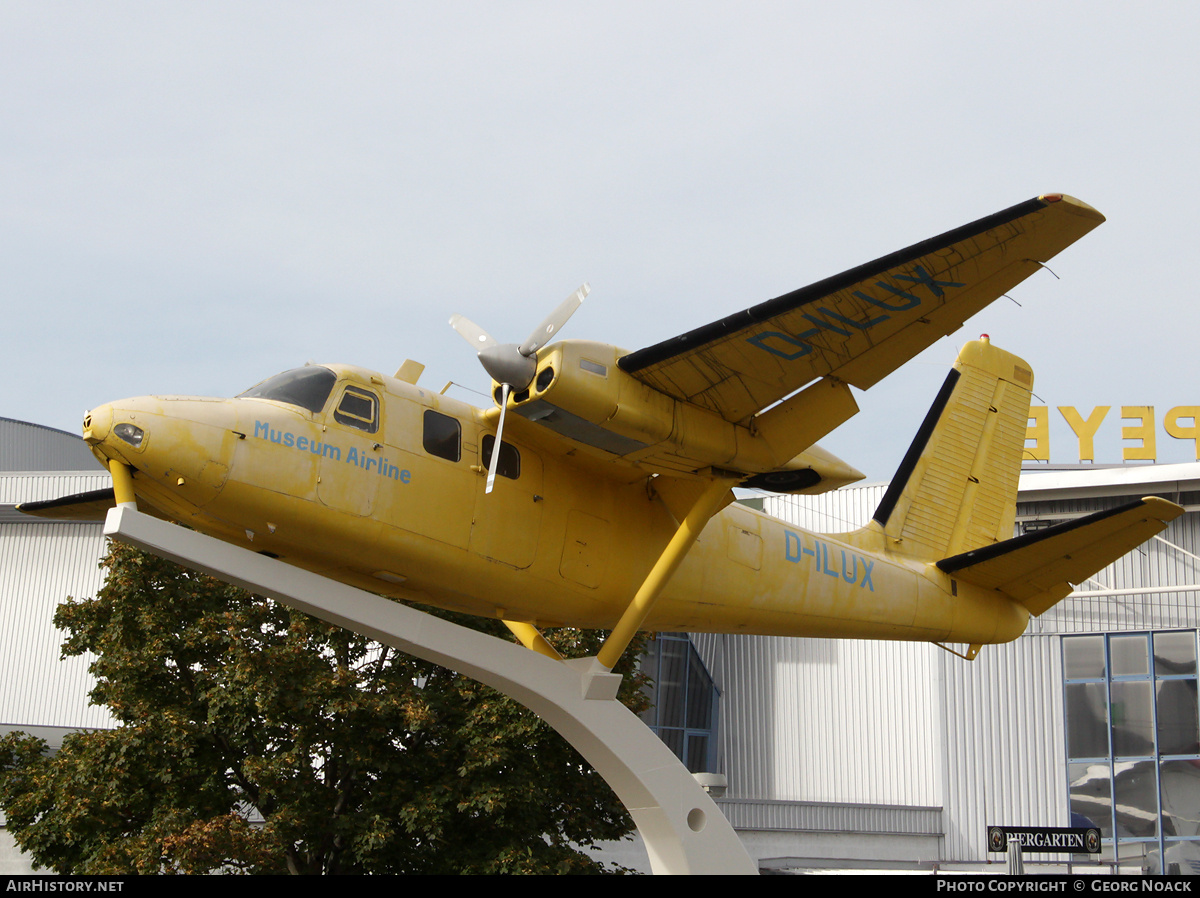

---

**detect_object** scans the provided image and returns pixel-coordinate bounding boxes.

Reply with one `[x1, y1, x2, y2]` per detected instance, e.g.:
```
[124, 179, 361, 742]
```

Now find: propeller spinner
[450, 284, 589, 493]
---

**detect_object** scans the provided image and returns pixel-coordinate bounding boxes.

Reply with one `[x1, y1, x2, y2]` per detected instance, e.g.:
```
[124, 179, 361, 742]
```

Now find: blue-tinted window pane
[688, 656, 713, 731]
[1160, 760, 1200, 839]
[638, 638, 660, 727]
[1157, 680, 1200, 755]
[1065, 636, 1106, 680]
[1111, 681, 1154, 757]
[1114, 759, 1159, 838]
[659, 728, 684, 759]
[1112, 635, 1150, 678]
[1150, 840, 1200, 877]
[1070, 761, 1112, 838]
[1156, 633, 1197, 677]
[658, 638, 687, 729]
[1067, 682, 1110, 758]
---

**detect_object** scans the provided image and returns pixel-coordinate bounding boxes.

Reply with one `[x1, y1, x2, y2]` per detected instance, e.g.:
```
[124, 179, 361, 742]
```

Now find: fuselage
[83, 362, 1029, 646]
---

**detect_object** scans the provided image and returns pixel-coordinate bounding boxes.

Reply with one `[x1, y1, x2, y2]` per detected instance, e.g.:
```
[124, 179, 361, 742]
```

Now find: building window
[639, 633, 719, 774]
[1064, 631, 1200, 874]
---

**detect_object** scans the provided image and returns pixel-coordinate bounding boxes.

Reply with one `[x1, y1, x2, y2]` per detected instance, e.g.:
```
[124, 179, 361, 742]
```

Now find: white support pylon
[104, 507, 756, 875]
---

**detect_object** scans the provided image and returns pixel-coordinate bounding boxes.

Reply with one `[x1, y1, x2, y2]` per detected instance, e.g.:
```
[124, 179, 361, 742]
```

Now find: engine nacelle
[500, 340, 862, 493]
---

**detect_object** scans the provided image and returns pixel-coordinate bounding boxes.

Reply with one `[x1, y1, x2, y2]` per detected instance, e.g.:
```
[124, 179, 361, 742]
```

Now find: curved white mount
[103, 507, 756, 875]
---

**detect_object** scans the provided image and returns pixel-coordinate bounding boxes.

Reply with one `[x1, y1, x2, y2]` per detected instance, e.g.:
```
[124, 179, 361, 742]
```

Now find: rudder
[871, 337, 1033, 561]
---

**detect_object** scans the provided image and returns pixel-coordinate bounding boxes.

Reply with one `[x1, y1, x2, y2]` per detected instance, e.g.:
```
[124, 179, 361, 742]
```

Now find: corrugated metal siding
[689, 631, 727, 694]
[708, 634, 943, 807]
[940, 634, 1066, 862]
[0, 520, 113, 729]
[697, 608, 1071, 861]
[0, 418, 102, 472]
[766, 484, 888, 535]
[716, 796, 941, 836]
[0, 471, 111, 506]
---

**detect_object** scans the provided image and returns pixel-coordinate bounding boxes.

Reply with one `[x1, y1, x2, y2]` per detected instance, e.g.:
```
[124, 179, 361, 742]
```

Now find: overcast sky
[3, 3, 1198, 481]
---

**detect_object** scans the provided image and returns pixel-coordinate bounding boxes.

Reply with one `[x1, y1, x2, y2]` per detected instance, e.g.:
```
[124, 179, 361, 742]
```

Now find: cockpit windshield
[237, 367, 337, 413]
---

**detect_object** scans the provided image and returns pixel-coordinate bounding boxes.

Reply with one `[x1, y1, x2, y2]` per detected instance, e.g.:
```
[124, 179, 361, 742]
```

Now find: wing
[17, 488, 178, 523]
[618, 194, 1104, 425]
[936, 497, 1183, 617]
[16, 488, 116, 522]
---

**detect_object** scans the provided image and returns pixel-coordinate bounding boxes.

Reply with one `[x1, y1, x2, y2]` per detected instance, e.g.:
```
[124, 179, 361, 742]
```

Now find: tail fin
[871, 337, 1032, 561]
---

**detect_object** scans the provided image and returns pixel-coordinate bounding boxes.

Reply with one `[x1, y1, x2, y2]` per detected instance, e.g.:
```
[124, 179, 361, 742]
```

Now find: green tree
[0, 542, 648, 874]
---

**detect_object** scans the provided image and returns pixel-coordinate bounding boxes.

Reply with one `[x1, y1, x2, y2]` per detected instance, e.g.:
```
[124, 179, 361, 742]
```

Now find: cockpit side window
[238, 367, 337, 413]
[333, 386, 379, 433]
[423, 410, 461, 462]
[481, 434, 520, 480]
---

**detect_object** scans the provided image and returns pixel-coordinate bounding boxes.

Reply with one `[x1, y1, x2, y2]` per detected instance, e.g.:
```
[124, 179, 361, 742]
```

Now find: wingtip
[1140, 495, 1186, 523]
[1040, 193, 1106, 224]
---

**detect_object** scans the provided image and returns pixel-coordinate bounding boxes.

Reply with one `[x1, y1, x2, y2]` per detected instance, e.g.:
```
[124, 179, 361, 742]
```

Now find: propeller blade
[449, 313, 498, 351]
[518, 283, 589, 357]
[485, 383, 511, 495]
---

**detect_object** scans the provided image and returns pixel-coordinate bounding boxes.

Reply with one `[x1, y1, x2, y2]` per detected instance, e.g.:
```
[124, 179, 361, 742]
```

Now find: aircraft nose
[83, 402, 148, 460]
[83, 404, 113, 445]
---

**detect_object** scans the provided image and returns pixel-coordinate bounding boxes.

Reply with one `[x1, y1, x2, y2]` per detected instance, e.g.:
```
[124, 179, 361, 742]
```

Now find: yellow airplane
[23, 194, 1183, 666]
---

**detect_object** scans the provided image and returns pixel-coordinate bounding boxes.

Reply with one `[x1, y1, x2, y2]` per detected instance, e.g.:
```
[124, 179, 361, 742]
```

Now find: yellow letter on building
[1165, 406, 1200, 460]
[1059, 406, 1110, 463]
[1025, 406, 1049, 461]
[1122, 406, 1157, 461]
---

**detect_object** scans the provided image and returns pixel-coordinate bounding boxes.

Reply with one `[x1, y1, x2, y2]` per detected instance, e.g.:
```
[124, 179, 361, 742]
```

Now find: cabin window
[480, 435, 520, 480]
[423, 410, 461, 462]
[238, 367, 336, 413]
[333, 386, 379, 433]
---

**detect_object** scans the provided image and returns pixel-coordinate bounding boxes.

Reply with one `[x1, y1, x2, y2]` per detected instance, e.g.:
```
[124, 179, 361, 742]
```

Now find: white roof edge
[0, 471, 113, 478]
[1018, 462, 1200, 495]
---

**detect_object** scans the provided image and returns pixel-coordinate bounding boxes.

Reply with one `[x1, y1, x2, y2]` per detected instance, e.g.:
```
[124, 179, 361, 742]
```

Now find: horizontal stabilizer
[17, 488, 116, 522]
[936, 497, 1184, 616]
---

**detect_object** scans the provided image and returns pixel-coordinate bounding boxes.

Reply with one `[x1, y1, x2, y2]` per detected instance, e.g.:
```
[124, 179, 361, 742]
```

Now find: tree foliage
[0, 542, 648, 874]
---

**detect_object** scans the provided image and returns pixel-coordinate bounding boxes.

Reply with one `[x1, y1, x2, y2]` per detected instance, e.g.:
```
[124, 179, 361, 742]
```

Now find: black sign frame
[987, 825, 1101, 854]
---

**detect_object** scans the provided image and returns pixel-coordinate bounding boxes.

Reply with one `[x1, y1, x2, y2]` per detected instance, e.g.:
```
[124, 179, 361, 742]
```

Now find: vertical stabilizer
[871, 337, 1032, 561]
